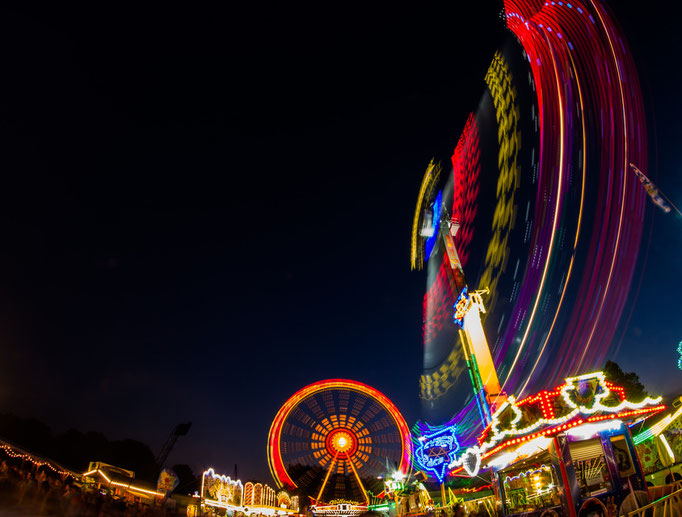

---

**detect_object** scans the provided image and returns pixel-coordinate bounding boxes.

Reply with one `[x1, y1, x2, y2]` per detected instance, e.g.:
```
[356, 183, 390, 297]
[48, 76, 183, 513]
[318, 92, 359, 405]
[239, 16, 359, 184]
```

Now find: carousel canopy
[450, 371, 665, 477]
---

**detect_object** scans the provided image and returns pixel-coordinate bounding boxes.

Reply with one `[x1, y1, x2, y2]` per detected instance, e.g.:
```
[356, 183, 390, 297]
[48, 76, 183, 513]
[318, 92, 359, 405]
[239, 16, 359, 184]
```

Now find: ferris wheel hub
[326, 428, 357, 456]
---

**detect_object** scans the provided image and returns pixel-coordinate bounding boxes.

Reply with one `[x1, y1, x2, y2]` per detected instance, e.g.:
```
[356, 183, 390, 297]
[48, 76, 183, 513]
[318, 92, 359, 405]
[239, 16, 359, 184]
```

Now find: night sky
[0, 2, 679, 484]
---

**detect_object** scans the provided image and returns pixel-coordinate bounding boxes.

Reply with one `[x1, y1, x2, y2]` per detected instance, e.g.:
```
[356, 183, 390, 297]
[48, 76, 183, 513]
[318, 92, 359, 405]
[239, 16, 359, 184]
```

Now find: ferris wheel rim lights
[267, 378, 413, 489]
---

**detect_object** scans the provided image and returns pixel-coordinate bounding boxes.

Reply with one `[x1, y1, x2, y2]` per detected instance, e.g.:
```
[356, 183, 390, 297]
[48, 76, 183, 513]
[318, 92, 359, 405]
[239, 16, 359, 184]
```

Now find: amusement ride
[267, 379, 413, 515]
[0, 1, 679, 517]
[258, 0, 676, 516]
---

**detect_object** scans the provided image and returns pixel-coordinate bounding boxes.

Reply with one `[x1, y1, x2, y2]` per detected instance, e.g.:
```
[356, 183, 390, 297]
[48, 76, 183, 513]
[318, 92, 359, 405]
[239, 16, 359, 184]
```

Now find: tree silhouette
[603, 360, 649, 402]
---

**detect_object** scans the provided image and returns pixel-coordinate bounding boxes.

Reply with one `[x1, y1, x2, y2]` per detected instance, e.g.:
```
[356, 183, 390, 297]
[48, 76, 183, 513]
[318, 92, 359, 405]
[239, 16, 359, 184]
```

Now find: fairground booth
[632, 399, 682, 488]
[195, 468, 300, 517]
[452, 372, 665, 517]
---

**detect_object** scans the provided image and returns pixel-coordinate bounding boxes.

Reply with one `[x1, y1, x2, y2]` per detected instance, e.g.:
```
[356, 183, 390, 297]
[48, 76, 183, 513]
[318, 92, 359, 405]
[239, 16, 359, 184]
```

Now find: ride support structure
[440, 213, 506, 426]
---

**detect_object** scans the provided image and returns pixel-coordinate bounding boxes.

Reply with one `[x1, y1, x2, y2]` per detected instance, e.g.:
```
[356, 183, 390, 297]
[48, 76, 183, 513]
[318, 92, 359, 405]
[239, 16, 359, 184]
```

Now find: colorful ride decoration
[450, 372, 664, 517]
[412, 0, 651, 453]
[412, 422, 460, 483]
[267, 379, 412, 507]
[200, 469, 299, 515]
[451, 372, 664, 477]
[202, 469, 243, 508]
[156, 468, 179, 499]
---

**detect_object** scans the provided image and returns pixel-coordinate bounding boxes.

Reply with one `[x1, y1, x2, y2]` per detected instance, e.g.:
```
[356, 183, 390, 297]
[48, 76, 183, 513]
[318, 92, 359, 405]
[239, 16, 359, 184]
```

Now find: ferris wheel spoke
[320, 390, 337, 418]
[290, 404, 327, 432]
[357, 402, 383, 424]
[368, 428, 401, 442]
[280, 439, 312, 454]
[365, 416, 396, 434]
[337, 389, 351, 414]
[281, 421, 315, 441]
[349, 393, 371, 420]
[303, 394, 327, 422]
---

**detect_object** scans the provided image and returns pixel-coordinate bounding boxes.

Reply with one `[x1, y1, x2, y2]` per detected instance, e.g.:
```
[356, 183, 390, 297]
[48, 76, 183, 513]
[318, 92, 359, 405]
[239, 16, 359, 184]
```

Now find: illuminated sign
[312, 504, 368, 517]
[453, 287, 470, 328]
[414, 426, 460, 483]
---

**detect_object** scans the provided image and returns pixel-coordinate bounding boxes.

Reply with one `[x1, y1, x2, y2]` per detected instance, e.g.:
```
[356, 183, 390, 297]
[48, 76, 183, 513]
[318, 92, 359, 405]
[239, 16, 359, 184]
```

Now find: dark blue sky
[0, 2, 679, 484]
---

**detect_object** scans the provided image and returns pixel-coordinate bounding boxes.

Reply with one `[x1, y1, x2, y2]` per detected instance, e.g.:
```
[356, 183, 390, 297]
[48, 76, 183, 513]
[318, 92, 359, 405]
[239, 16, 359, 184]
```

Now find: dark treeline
[603, 361, 650, 402]
[0, 413, 189, 487]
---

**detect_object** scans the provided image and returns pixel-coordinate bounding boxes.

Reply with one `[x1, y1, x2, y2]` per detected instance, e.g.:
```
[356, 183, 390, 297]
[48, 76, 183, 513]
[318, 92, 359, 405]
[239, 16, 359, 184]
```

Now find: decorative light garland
[0, 443, 76, 479]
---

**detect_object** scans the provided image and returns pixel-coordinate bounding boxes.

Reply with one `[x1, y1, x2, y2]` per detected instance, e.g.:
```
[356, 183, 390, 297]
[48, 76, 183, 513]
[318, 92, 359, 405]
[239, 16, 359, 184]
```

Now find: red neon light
[481, 405, 665, 460]
[457, 483, 493, 494]
[450, 113, 481, 268]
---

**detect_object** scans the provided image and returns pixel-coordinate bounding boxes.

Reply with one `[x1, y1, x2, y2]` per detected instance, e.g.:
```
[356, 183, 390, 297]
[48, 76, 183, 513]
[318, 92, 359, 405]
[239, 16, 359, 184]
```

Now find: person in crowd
[17, 471, 35, 505]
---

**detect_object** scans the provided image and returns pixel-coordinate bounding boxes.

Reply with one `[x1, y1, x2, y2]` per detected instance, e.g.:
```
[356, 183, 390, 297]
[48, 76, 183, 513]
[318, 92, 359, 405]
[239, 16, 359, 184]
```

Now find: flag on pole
[630, 163, 672, 214]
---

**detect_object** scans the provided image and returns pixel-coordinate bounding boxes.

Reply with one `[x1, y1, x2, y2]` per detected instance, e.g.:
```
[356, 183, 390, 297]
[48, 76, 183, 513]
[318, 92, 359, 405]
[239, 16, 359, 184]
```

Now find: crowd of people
[0, 459, 178, 516]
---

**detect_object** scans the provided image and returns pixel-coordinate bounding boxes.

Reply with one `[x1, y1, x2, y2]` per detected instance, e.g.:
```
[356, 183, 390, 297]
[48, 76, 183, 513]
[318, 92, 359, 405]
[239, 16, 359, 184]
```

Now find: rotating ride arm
[440, 212, 505, 425]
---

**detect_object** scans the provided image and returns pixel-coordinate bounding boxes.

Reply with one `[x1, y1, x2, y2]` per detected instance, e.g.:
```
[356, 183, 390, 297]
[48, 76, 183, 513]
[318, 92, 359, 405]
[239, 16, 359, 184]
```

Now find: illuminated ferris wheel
[267, 379, 412, 505]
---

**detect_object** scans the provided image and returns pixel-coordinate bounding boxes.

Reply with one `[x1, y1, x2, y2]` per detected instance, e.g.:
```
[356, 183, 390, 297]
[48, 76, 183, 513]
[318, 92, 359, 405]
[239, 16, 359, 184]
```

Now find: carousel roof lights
[449, 372, 664, 477]
[566, 420, 623, 439]
[202, 468, 243, 487]
[561, 372, 662, 414]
